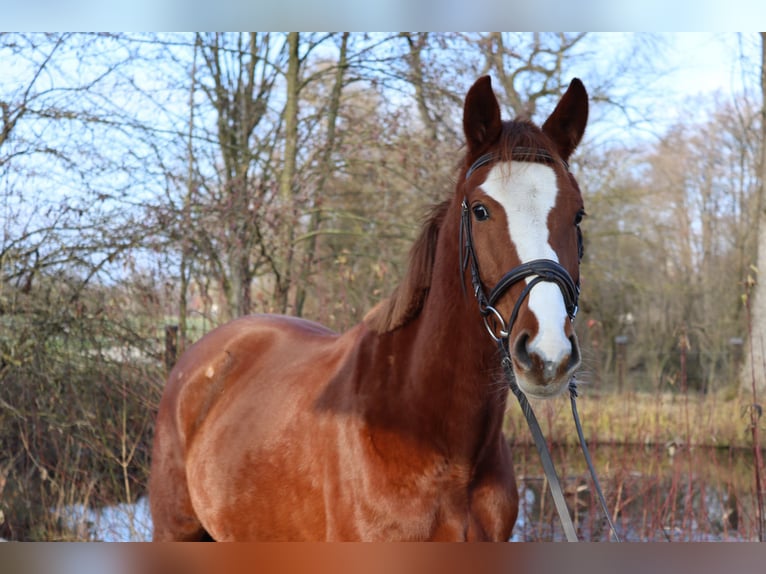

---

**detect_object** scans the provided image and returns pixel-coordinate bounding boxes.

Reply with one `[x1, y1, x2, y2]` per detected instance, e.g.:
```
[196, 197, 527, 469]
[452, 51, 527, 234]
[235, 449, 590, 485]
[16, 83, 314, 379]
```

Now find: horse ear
[463, 76, 502, 154]
[541, 78, 589, 162]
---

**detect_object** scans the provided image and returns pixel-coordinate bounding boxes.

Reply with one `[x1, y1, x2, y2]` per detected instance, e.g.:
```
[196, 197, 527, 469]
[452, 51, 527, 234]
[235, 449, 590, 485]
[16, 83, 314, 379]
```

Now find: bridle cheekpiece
[460, 148, 580, 344]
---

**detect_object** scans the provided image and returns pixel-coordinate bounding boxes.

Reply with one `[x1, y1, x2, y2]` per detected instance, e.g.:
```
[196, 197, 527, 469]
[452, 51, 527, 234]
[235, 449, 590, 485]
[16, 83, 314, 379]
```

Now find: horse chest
[323, 429, 516, 541]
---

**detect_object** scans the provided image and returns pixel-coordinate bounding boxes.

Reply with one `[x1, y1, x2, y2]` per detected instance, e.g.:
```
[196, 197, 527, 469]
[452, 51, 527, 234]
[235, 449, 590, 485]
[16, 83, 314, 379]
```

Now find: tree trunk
[740, 31, 766, 543]
[178, 35, 199, 349]
[402, 33, 439, 141]
[294, 33, 349, 317]
[743, 33, 766, 397]
[274, 32, 301, 313]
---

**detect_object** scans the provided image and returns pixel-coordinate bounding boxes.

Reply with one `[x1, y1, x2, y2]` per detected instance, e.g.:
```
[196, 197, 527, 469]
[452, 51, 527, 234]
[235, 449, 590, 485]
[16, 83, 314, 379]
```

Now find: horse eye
[574, 209, 585, 226]
[472, 204, 490, 221]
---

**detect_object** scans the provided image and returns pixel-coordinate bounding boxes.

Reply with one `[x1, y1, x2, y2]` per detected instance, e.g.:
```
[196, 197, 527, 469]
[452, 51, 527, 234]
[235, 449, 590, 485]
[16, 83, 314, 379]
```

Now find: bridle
[460, 148, 580, 342]
[461, 148, 621, 542]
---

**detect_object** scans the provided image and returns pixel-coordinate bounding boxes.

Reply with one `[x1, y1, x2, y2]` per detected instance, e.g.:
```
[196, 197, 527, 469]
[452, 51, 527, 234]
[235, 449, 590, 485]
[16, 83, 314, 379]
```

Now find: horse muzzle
[511, 331, 581, 398]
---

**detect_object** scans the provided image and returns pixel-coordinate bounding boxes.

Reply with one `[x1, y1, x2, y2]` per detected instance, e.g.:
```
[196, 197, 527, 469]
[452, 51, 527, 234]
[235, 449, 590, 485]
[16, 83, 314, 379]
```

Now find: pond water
[511, 443, 762, 542]
[57, 496, 152, 542]
[59, 444, 761, 541]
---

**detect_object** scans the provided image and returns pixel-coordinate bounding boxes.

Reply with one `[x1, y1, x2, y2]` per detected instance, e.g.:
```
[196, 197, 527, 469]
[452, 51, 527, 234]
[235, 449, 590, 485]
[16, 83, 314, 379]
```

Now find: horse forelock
[364, 199, 450, 333]
[496, 120, 560, 165]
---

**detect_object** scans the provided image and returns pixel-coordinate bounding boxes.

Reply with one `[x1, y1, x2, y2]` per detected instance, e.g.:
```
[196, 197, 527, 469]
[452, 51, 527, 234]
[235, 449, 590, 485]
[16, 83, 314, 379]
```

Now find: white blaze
[480, 162, 571, 365]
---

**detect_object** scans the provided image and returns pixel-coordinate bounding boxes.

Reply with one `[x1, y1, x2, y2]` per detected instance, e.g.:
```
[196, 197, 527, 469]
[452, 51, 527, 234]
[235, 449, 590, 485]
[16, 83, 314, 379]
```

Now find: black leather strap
[465, 147, 568, 181]
[502, 341, 622, 542]
[500, 342, 579, 542]
[487, 258, 579, 320]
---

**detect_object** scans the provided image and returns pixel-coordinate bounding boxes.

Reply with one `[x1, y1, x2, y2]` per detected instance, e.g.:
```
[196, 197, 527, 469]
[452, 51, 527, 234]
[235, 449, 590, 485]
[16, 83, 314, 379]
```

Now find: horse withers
[149, 75, 588, 541]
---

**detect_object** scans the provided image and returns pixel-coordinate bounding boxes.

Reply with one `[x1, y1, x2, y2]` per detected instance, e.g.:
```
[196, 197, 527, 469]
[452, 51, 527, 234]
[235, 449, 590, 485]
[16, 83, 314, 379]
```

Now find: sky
[1, 32, 760, 195]
[664, 34, 756, 97]
[649, 33, 760, 134]
[521, 32, 761, 150]
[2, 0, 766, 31]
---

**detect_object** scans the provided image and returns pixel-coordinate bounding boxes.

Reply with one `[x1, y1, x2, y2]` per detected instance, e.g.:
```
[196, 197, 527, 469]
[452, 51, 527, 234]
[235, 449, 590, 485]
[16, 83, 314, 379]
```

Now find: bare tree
[184, 32, 284, 320]
[0, 33, 175, 540]
[740, 31, 766, 541]
[480, 32, 588, 119]
[273, 32, 301, 313]
[744, 33, 766, 396]
[293, 33, 350, 317]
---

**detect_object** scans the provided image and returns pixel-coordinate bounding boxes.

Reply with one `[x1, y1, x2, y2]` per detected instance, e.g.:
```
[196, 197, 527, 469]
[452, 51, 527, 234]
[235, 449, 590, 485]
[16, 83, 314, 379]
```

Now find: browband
[465, 147, 568, 181]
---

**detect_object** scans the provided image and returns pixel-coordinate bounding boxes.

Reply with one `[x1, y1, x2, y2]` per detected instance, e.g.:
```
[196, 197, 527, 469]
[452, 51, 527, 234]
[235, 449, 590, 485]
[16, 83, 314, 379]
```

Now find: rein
[462, 150, 621, 542]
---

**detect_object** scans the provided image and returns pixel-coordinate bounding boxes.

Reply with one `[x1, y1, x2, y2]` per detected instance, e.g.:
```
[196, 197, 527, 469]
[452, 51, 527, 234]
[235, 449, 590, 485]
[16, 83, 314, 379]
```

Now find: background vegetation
[1, 32, 765, 540]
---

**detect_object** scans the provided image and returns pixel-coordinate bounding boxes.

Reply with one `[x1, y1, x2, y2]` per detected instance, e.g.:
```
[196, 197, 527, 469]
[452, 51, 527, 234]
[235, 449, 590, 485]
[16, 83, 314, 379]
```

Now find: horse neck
[359, 205, 509, 457]
[411, 218, 506, 410]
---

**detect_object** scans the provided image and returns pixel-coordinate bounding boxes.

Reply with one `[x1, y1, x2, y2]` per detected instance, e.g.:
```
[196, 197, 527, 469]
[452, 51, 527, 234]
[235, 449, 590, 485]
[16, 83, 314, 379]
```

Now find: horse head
[460, 75, 588, 399]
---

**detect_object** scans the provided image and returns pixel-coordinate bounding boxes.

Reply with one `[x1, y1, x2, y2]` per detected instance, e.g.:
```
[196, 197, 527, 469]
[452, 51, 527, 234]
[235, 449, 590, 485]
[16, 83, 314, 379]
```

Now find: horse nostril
[513, 333, 533, 371]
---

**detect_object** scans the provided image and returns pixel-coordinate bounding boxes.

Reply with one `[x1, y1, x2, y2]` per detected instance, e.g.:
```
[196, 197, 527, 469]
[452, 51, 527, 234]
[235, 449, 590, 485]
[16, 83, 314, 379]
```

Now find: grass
[505, 388, 760, 450]
[505, 388, 766, 541]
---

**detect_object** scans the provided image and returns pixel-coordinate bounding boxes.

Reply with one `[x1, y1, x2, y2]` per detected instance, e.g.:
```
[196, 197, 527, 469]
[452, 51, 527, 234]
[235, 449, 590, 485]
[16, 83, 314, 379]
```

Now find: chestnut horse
[150, 75, 588, 541]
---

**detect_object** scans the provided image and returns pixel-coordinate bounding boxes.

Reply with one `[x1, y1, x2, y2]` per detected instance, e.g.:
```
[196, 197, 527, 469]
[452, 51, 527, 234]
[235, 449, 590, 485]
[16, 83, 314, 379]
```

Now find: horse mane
[364, 120, 557, 335]
[364, 199, 450, 334]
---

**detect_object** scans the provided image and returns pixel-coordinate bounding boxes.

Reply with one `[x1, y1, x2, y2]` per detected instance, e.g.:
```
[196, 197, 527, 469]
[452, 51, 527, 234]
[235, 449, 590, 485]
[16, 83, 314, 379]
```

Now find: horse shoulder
[163, 314, 341, 449]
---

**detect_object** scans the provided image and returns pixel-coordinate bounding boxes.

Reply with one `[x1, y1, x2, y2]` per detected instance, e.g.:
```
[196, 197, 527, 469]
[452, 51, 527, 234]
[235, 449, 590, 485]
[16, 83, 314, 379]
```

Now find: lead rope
[500, 340, 621, 542]
[568, 378, 622, 542]
[499, 341, 579, 542]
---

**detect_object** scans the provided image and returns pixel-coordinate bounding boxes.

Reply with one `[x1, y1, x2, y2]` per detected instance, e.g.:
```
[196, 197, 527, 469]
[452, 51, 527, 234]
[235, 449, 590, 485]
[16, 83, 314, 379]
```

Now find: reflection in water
[56, 445, 756, 542]
[511, 443, 759, 541]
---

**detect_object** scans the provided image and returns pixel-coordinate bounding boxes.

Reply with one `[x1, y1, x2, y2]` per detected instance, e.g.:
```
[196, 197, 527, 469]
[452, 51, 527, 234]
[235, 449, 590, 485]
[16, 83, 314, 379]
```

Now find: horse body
[152, 289, 517, 541]
[150, 75, 588, 541]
